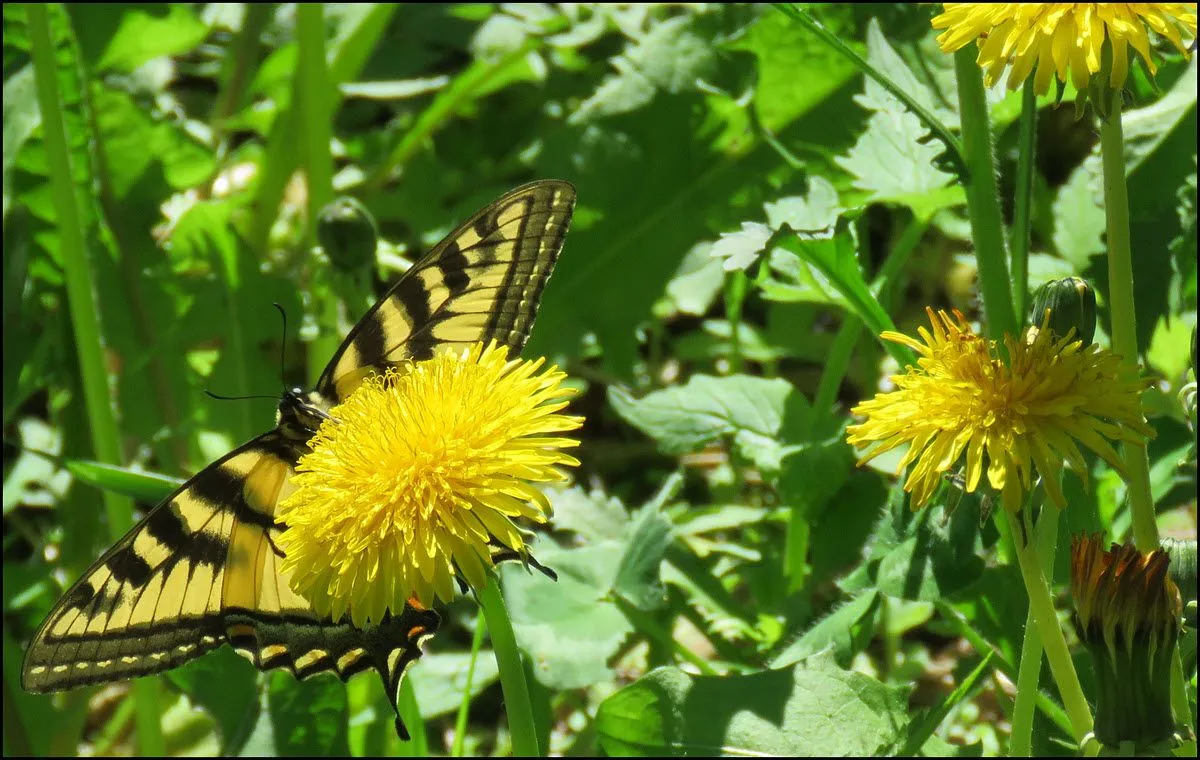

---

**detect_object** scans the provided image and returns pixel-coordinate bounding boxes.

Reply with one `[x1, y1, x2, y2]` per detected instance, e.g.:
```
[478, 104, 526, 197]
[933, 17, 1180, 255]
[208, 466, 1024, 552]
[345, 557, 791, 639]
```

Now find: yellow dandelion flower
[932, 3, 1197, 94]
[846, 308, 1153, 512]
[276, 341, 582, 627]
[1069, 534, 1181, 749]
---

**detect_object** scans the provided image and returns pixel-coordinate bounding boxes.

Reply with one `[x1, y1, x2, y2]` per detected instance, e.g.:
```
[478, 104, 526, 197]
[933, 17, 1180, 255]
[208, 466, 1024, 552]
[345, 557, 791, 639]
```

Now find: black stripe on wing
[315, 180, 576, 403]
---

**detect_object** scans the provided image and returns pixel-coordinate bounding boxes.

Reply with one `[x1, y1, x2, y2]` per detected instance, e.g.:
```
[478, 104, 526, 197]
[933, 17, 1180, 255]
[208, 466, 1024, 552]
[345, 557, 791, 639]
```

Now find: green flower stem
[953, 49, 1017, 341]
[1009, 491, 1061, 757]
[478, 576, 541, 756]
[1097, 103, 1158, 552]
[1097, 89, 1193, 745]
[26, 6, 163, 755]
[726, 269, 748, 374]
[1010, 80, 1038, 324]
[1005, 508, 1093, 743]
[452, 617, 489, 756]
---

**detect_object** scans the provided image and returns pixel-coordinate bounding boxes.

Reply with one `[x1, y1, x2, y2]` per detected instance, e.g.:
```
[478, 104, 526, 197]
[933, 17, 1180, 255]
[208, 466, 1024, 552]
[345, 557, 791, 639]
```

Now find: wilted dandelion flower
[276, 341, 582, 627]
[847, 308, 1153, 512]
[1070, 534, 1182, 749]
[931, 3, 1197, 94]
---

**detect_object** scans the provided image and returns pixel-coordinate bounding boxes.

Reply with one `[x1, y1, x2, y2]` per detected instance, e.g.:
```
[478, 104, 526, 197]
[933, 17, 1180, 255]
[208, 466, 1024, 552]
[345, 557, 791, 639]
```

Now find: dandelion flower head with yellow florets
[932, 3, 1197, 95]
[847, 308, 1153, 513]
[276, 341, 582, 627]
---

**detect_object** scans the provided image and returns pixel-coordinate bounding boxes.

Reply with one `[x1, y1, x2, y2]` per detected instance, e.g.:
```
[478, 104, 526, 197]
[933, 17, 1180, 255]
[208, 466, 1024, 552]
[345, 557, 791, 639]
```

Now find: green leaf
[571, 16, 717, 124]
[64, 459, 181, 504]
[609, 374, 809, 477]
[774, 218, 896, 342]
[770, 591, 881, 668]
[871, 503, 987, 602]
[409, 651, 500, 719]
[710, 221, 772, 272]
[729, 8, 858, 131]
[167, 648, 259, 755]
[1146, 311, 1197, 382]
[81, 4, 209, 73]
[658, 242, 725, 318]
[3, 64, 40, 220]
[833, 21, 961, 220]
[595, 655, 907, 756]
[267, 671, 352, 756]
[501, 543, 632, 689]
[613, 480, 675, 611]
[1052, 167, 1105, 269]
[547, 485, 631, 541]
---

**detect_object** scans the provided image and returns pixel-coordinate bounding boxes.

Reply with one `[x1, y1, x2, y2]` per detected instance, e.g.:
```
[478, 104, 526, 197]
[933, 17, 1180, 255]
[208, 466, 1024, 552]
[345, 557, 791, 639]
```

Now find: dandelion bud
[1030, 276, 1097, 346]
[317, 196, 378, 272]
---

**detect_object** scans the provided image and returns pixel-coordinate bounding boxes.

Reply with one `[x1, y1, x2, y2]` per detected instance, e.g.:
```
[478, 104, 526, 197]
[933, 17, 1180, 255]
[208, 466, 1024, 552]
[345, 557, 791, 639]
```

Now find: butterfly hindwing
[316, 180, 576, 402]
[22, 431, 439, 737]
[21, 432, 299, 691]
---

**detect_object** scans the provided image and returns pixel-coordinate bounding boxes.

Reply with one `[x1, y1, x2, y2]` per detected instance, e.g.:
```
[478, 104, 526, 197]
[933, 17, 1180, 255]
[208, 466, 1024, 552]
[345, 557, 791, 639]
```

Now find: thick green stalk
[26, 5, 163, 755]
[1009, 495, 1061, 756]
[478, 577, 541, 756]
[1005, 509, 1093, 743]
[953, 50, 1016, 340]
[1097, 103, 1157, 552]
[1010, 80, 1038, 323]
[1100, 95, 1195, 742]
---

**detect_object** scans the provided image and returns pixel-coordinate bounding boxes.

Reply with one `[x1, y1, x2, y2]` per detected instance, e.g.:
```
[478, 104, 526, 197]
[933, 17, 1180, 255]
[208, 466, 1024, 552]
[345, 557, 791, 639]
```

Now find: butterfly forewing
[22, 179, 574, 740]
[316, 180, 576, 402]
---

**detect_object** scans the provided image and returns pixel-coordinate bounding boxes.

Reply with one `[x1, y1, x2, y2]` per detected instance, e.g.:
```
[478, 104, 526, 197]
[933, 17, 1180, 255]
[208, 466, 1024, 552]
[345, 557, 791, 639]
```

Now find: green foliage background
[2, 3, 1196, 756]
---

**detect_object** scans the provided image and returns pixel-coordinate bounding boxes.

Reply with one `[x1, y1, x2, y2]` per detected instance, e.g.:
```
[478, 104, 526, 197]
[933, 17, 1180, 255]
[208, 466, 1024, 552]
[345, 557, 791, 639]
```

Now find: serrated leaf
[609, 374, 808, 477]
[547, 485, 630, 541]
[774, 219, 897, 344]
[834, 22, 959, 219]
[711, 221, 772, 272]
[873, 503, 986, 602]
[571, 15, 716, 124]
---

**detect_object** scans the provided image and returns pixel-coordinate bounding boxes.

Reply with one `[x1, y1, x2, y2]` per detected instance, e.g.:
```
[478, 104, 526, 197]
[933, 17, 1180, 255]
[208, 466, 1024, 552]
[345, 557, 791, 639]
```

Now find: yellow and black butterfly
[21, 179, 576, 739]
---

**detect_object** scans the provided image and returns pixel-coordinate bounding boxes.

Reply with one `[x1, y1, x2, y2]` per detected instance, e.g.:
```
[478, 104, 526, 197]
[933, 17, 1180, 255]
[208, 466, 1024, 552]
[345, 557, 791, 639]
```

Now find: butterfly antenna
[273, 302, 289, 391]
[203, 389, 278, 402]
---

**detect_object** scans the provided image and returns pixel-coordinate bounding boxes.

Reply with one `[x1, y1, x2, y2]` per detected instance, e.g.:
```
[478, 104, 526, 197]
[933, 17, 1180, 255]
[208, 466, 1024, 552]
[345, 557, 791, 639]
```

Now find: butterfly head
[277, 387, 333, 442]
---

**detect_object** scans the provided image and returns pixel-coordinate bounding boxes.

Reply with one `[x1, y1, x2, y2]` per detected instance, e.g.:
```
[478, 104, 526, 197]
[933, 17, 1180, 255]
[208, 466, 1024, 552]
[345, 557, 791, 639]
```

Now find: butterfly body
[22, 180, 576, 740]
